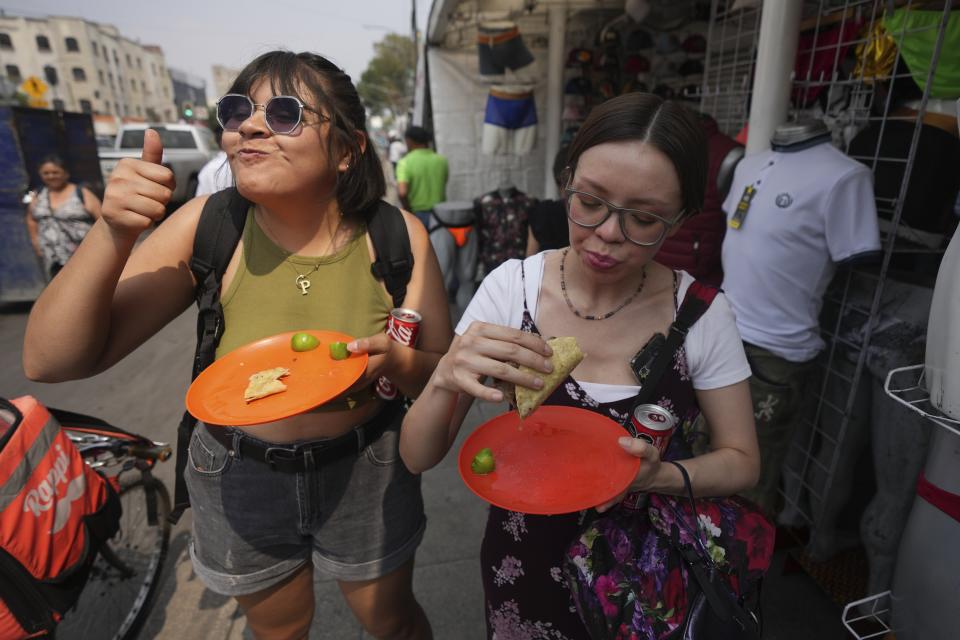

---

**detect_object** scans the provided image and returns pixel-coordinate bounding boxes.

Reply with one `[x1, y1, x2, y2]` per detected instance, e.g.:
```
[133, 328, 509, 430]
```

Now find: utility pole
[411, 0, 418, 68]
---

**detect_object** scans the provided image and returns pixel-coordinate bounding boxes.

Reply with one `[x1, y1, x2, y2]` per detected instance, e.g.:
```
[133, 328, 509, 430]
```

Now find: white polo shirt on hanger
[721, 141, 881, 363]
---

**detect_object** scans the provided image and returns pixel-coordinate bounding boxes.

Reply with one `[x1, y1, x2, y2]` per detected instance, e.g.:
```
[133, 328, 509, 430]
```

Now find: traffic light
[182, 102, 194, 119]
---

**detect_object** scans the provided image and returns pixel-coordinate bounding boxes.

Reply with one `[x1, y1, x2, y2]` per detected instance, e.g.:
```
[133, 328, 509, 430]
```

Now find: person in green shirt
[396, 126, 448, 227]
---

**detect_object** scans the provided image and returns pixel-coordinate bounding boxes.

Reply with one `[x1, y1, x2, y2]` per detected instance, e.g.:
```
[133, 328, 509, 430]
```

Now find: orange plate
[185, 330, 368, 426]
[458, 405, 641, 515]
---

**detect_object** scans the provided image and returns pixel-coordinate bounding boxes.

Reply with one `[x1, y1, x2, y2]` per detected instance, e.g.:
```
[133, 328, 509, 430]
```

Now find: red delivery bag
[0, 396, 120, 639]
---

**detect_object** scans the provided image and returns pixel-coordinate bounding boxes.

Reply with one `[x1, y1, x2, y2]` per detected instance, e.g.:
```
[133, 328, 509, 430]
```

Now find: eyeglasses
[216, 94, 326, 135]
[564, 187, 683, 247]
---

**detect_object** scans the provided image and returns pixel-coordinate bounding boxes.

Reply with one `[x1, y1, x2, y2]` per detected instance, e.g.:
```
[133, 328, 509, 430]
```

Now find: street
[1, 300, 847, 639]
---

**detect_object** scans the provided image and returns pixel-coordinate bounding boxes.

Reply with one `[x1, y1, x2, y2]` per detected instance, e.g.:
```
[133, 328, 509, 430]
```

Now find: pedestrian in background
[395, 125, 448, 229]
[388, 131, 407, 174]
[194, 124, 233, 196]
[23, 50, 451, 640]
[24, 154, 101, 280]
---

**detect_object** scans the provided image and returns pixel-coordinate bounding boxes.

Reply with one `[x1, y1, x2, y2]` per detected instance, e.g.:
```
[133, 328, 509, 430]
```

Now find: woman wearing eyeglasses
[400, 93, 762, 638]
[24, 51, 450, 639]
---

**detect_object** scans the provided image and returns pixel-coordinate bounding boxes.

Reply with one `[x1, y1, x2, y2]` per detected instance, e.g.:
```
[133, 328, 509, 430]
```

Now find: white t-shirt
[721, 142, 880, 362]
[388, 140, 407, 164]
[455, 252, 752, 402]
[195, 151, 233, 196]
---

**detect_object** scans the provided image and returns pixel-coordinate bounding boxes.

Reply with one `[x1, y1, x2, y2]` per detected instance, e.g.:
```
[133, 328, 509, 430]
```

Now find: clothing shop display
[891, 225, 960, 639]
[481, 86, 538, 156]
[926, 226, 960, 420]
[477, 21, 535, 76]
[474, 187, 534, 275]
[429, 201, 478, 311]
[721, 135, 881, 362]
[721, 131, 881, 513]
[626, 28, 654, 51]
[792, 18, 864, 107]
[883, 9, 960, 99]
[681, 33, 707, 54]
[457, 254, 753, 639]
[658, 115, 742, 285]
[848, 119, 960, 238]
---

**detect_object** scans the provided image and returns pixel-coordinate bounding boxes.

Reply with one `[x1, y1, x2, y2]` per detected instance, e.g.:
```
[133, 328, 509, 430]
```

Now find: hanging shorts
[482, 86, 538, 155]
[477, 22, 535, 75]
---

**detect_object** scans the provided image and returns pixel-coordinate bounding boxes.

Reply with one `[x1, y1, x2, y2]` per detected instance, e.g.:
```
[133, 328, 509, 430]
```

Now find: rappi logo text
[22, 443, 87, 534]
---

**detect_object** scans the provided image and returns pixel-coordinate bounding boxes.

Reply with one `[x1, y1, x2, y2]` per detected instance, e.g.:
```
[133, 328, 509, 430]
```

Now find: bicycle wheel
[57, 475, 171, 640]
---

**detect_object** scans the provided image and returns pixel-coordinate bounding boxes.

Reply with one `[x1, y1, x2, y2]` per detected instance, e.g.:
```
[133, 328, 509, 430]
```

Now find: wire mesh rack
[700, 0, 958, 621]
[780, 0, 954, 538]
[884, 364, 960, 437]
[841, 590, 894, 639]
[699, 0, 763, 136]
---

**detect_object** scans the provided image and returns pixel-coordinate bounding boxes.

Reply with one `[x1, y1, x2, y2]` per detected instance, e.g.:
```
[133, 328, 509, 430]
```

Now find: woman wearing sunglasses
[24, 51, 450, 639]
[400, 93, 762, 638]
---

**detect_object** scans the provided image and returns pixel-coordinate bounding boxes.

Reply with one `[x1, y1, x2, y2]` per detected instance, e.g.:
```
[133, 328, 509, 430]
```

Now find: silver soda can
[375, 308, 422, 400]
[630, 403, 678, 456]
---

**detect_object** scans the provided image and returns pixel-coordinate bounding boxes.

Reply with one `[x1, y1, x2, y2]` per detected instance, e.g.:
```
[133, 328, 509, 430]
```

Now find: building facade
[0, 13, 177, 122]
[211, 64, 240, 103]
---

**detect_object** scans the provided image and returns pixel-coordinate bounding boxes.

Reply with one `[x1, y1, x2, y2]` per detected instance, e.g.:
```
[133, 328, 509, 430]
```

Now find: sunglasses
[216, 94, 327, 135]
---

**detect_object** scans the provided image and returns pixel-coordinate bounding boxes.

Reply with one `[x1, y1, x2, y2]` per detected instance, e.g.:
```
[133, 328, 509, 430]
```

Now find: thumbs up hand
[101, 129, 177, 238]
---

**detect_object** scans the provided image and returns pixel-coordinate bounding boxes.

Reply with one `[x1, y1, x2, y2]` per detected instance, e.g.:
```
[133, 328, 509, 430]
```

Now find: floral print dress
[481, 265, 773, 640]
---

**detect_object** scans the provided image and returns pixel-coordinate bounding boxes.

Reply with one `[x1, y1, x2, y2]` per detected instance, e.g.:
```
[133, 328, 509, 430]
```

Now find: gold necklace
[257, 208, 344, 296]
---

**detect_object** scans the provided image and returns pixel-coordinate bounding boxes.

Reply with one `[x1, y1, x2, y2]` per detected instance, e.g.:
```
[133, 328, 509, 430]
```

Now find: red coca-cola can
[630, 403, 677, 456]
[375, 308, 422, 400]
[620, 404, 678, 511]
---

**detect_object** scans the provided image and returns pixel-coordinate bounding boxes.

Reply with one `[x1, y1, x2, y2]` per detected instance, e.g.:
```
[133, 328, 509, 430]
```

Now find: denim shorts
[185, 408, 425, 596]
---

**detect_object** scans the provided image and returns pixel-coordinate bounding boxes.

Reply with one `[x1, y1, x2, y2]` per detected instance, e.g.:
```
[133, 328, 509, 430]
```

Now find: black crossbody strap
[368, 201, 414, 308]
[632, 280, 720, 407]
[170, 189, 248, 524]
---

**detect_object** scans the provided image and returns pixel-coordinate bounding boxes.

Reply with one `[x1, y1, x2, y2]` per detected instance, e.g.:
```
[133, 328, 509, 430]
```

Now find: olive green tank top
[216, 209, 392, 411]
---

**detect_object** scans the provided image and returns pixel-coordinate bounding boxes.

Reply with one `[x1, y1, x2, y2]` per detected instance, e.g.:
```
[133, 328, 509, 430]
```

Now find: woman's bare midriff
[231, 394, 384, 443]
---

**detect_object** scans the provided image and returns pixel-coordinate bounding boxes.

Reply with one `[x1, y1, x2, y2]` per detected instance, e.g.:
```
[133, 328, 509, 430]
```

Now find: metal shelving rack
[779, 0, 952, 534]
[700, 0, 763, 137]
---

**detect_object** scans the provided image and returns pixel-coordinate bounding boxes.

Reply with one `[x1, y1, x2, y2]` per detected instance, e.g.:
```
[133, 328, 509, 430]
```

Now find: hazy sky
[3, 0, 431, 100]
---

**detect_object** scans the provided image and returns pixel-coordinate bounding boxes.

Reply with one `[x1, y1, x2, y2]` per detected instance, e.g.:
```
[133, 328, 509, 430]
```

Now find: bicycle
[47, 408, 173, 640]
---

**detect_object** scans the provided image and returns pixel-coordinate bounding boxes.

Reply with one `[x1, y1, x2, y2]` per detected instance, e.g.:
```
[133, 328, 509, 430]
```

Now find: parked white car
[99, 123, 219, 207]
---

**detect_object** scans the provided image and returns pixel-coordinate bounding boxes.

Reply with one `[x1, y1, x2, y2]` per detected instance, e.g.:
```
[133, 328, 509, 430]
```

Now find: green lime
[291, 332, 319, 352]
[329, 341, 350, 360]
[471, 447, 496, 474]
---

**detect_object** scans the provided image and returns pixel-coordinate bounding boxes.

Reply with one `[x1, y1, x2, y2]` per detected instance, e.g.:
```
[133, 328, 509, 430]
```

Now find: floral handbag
[564, 462, 774, 640]
[562, 279, 774, 639]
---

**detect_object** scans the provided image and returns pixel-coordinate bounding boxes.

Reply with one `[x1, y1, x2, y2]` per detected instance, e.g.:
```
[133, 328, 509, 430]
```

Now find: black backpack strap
[169, 188, 248, 524]
[368, 200, 414, 308]
[632, 279, 720, 408]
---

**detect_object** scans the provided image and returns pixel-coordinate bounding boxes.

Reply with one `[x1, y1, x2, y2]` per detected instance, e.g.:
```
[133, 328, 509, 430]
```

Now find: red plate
[185, 330, 368, 426]
[458, 405, 640, 515]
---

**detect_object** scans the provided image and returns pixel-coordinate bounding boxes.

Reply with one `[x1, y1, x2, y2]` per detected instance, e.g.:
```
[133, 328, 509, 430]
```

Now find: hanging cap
[678, 59, 704, 77]
[566, 48, 593, 67]
[681, 34, 707, 54]
[624, 54, 651, 74]
[626, 28, 654, 51]
[655, 33, 681, 54]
